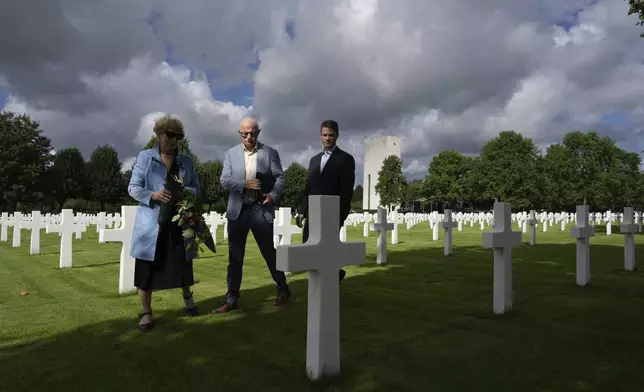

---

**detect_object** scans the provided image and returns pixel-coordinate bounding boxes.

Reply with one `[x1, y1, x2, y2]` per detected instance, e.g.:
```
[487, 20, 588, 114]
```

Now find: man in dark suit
[296, 120, 355, 282]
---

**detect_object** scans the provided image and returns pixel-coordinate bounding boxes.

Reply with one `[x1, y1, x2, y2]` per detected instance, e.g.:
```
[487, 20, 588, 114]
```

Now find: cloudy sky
[1, 0, 643, 184]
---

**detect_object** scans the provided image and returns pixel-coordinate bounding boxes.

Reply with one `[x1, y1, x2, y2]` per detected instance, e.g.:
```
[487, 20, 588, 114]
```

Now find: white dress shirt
[242, 144, 258, 203]
[320, 145, 337, 173]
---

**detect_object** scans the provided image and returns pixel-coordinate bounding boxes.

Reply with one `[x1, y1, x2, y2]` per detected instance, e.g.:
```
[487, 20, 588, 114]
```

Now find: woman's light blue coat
[128, 146, 200, 262]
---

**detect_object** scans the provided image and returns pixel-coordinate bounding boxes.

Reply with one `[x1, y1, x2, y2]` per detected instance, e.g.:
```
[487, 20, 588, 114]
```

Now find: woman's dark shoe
[138, 311, 154, 331]
[183, 292, 199, 316]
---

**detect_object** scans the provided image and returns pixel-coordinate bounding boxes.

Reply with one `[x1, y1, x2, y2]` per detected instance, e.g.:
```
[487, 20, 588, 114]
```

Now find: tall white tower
[362, 136, 402, 211]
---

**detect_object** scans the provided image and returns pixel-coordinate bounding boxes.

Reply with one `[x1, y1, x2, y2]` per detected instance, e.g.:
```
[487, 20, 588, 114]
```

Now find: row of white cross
[275, 199, 641, 380]
[1, 198, 641, 381]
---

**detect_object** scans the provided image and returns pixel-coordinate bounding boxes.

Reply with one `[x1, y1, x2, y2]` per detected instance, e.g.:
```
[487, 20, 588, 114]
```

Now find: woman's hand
[151, 190, 172, 204]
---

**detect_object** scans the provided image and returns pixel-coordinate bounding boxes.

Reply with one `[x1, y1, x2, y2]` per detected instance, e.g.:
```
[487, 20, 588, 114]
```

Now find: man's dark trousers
[226, 203, 289, 305]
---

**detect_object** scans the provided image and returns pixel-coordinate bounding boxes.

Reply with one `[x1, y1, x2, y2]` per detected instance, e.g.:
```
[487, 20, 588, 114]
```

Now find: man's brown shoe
[212, 302, 239, 314]
[273, 291, 291, 306]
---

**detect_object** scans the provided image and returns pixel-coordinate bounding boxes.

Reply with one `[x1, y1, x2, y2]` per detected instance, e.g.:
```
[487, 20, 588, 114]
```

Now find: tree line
[1, 111, 642, 214]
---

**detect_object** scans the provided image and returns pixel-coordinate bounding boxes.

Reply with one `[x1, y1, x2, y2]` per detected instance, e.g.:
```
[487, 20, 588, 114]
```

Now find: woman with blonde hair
[128, 115, 200, 331]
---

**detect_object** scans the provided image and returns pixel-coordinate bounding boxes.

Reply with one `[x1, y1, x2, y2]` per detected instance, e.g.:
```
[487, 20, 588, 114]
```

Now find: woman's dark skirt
[134, 222, 194, 291]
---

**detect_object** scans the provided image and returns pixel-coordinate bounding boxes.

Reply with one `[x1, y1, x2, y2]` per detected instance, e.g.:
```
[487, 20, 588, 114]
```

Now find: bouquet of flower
[170, 174, 216, 256]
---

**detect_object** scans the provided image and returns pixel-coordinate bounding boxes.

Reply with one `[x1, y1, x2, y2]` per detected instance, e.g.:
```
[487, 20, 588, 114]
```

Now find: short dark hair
[320, 120, 339, 135]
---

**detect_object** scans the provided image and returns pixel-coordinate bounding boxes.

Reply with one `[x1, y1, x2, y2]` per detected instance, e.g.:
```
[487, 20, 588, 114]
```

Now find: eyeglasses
[239, 130, 260, 139]
[164, 132, 184, 140]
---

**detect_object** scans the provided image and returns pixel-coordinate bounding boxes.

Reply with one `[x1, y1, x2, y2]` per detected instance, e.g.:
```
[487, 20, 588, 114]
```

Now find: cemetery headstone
[441, 209, 458, 256]
[372, 207, 393, 265]
[482, 202, 522, 315]
[11, 212, 22, 248]
[528, 210, 537, 246]
[570, 205, 595, 287]
[46, 209, 81, 269]
[101, 206, 137, 294]
[21, 211, 47, 255]
[0, 212, 8, 242]
[620, 207, 637, 272]
[276, 195, 366, 380]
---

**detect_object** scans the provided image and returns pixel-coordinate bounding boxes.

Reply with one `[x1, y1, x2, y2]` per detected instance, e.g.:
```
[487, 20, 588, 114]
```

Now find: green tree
[198, 160, 228, 212]
[375, 155, 407, 210]
[406, 180, 423, 202]
[120, 168, 134, 205]
[460, 157, 487, 209]
[87, 145, 125, 210]
[0, 111, 53, 211]
[477, 131, 542, 210]
[600, 148, 640, 210]
[282, 162, 307, 212]
[559, 131, 615, 207]
[422, 151, 471, 209]
[51, 148, 87, 208]
[541, 144, 576, 211]
[626, 0, 644, 37]
[351, 184, 363, 212]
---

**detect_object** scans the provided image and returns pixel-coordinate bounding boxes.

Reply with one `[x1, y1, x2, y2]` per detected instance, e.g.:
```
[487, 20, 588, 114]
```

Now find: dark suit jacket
[300, 146, 355, 224]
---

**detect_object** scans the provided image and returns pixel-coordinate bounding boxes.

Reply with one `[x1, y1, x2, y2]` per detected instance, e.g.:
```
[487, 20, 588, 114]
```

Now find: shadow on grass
[2, 242, 644, 392]
[72, 261, 120, 269]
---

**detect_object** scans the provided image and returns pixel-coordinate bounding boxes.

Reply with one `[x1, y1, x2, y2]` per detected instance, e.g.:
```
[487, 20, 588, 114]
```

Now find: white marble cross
[620, 207, 637, 272]
[372, 207, 393, 265]
[431, 212, 439, 241]
[21, 211, 47, 255]
[0, 212, 8, 242]
[276, 195, 366, 381]
[570, 205, 595, 287]
[528, 210, 537, 246]
[339, 222, 347, 242]
[9, 212, 22, 247]
[441, 209, 458, 256]
[274, 207, 301, 247]
[482, 202, 522, 315]
[391, 210, 399, 244]
[95, 212, 111, 233]
[46, 209, 81, 269]
[101, 206, 137, 294]
[363, 211, 371, 237]
[205, 211, 225, 243]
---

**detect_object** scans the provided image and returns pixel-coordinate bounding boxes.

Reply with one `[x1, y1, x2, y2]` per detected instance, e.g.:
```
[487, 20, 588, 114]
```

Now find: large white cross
[276, 195, 366, 381]
[21, 211, 48, 255]
[101, 206, 137, 294]
[339, 223, 347, 242]
[371, 207, 393, 265]
[391, 211, 399, 244]
[570, 205, 595, 287]
[0, 212, 8, 242]
[362, 211, 370, 237]
[95, 212, 111, 233]
[273, 207, 301, 247]
[205, 211, 225, 243]
[9, 212, 22, 247]
[11, 212, 23, 248]
[605, 211, 613, 236]
[527, 210, 537, 246]
[46, 209, 81, 269]
[482, 202, 522, 315]
[431, 212, 439, 241]
[441, 209, 458, 256]
[620, 207, 637, 272]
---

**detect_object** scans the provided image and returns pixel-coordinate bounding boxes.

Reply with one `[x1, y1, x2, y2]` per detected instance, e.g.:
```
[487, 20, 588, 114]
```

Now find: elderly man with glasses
[215, 117, 291, 313]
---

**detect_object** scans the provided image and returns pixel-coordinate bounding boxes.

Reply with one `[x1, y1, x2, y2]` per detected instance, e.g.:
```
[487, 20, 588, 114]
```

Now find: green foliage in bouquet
[170, 174, 216, 256]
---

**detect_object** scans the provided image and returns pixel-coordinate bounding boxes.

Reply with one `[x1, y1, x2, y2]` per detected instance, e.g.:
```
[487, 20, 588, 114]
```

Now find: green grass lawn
[1, 221, 644, 392]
